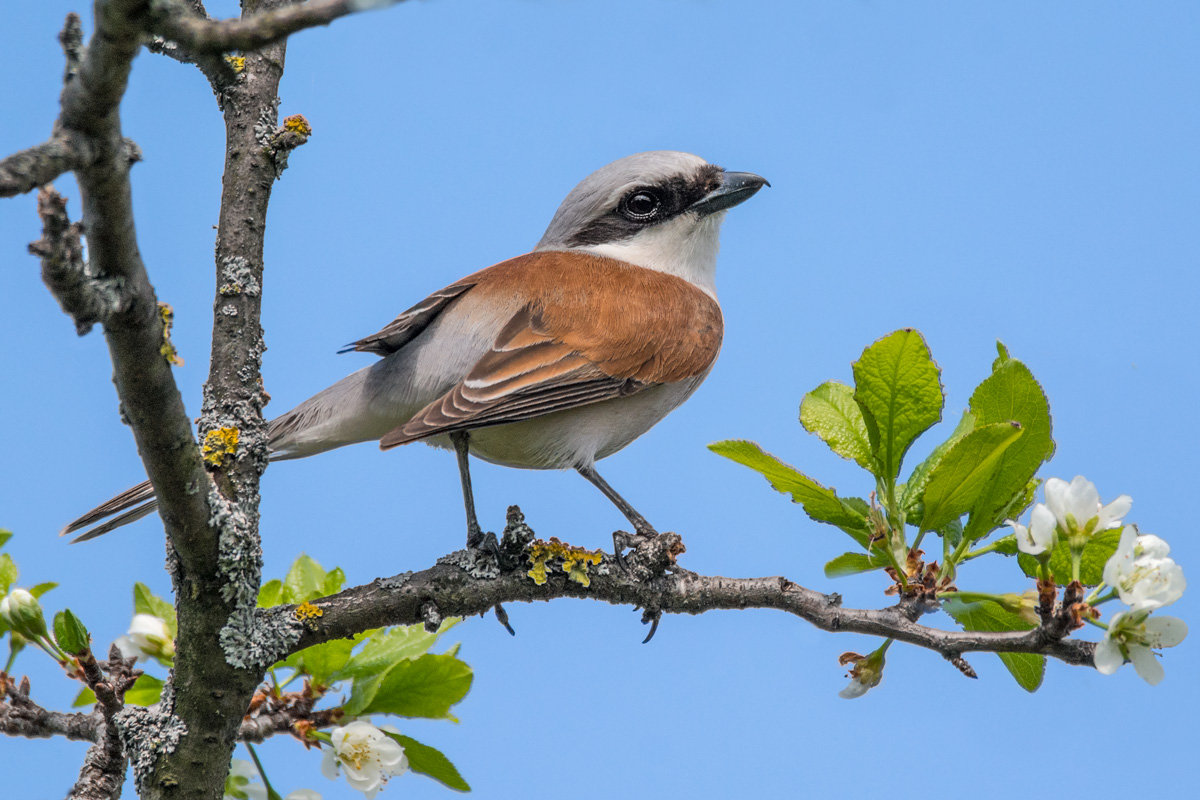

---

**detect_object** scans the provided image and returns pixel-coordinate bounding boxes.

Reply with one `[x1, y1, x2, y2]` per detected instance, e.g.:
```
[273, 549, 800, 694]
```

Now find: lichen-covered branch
[65, 647, 142, 800]
[29, 187, 132, 335]
[150, 0, 407, 54]
[0, 674, 101, 742]
[271, 509, 1095, 677]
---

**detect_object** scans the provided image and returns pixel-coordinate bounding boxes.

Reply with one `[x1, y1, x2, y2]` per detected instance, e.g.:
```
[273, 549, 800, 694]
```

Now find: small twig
[150, 0, 408, 54]
[64, 647, 140, 800]
[0, 673, 101, 742]
[58, 12, 85, 83]
[29, 187, 130, 335]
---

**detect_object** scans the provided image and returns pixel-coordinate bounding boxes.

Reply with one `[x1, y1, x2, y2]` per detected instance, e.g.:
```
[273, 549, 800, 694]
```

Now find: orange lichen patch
[283, 114, 312, 137]
[158, 303, 183, 366]
[294, 601, 323, 622]
[201, 427, 239, 467]
[526, 538, 604, 587]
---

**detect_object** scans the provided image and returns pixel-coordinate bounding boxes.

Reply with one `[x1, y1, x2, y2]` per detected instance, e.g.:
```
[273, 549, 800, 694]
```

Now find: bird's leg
[577, 464, 659, 568]
[450, 430, 486, 549]
[576, 463, 658, 536]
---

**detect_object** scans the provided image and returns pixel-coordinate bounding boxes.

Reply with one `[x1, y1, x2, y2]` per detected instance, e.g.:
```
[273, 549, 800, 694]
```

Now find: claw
[641, 610, 662, 644]
[494, 603, 515, 636]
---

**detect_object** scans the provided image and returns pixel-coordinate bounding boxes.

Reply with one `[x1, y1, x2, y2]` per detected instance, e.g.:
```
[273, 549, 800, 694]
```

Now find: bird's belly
[423, 379, 704, 469]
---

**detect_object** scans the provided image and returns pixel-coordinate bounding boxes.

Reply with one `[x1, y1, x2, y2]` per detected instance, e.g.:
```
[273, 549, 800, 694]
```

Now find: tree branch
[0, 135, 91, 198]
[0, 674, 101, 742]
[66, 647, 142, 800]
[150, 0, 407, 54]
[278, 509, 1095, 676]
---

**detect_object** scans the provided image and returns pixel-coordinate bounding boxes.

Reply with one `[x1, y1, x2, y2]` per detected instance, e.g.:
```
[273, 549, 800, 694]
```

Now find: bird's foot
[612, 528, 657, 572]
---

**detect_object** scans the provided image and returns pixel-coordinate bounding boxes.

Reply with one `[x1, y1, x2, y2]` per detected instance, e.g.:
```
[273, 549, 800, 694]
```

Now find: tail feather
[66, 499, 160, 543]
[60, 479, 157, 542]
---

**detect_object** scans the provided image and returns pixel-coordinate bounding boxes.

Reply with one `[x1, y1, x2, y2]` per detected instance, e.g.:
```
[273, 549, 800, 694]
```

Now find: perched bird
[63, 151, 767, 546]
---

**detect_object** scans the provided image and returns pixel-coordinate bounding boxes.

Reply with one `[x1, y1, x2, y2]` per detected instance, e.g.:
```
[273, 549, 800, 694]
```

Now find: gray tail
[60, 480, 159, 543]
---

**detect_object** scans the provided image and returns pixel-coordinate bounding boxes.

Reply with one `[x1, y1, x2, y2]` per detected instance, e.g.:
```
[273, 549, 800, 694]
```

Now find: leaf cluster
[711, 330, 1058, 689]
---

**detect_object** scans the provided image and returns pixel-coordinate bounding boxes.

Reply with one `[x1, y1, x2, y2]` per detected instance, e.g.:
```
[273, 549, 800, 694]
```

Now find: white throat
[576, 212, 724, 298]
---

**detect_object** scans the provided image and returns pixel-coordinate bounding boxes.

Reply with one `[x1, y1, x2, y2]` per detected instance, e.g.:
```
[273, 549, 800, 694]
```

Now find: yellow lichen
[158, 303, 183, 366]
[294, 601, 323, 622]
[283, 114, 312, 137]
[225, 55, 246, 72]
[526, 538, 604, 587]
[201, 427, 239, 467]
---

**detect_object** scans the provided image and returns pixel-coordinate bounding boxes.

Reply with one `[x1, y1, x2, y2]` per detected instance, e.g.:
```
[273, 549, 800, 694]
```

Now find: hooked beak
[689, 171, 770, 217]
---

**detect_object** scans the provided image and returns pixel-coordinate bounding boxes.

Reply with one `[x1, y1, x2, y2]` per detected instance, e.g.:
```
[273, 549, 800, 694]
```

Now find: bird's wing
[380, 253, 723, 447]
[341, 282, 476, 356]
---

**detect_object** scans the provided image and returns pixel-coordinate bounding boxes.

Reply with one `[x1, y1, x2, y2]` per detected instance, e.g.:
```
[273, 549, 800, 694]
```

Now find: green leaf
[353, 652, 473, 719]
[1018, 527, 1123, 584]
[901, 409, 976, 516]
[334, 621, 458, 682]
[851, 329, 944, 483]
[29, 581, 57, 598]
[134, 583, 176, 640]
[963, 356, 1055, 541]
[53, 609, 90, 655]
[823, 551, 891, 578]
[942, 598, 1045, 692]
[919, 422, 1024, 532]
[800, 381, 874, 470]
[385, 733, 471, 792]
[321, 567, 346, 597]
[0, 553, 16, 594]
[279, 638, 357, 686]
[342, 670, 388, 718]
[74, 674, 164, 707]
[0, 530, 12, 549]
[709, 440, 872, 546]
[283, 554, 329, 604]
[257, 579, 283, 608]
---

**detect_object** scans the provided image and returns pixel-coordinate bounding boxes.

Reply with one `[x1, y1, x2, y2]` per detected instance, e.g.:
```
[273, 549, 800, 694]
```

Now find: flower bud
[0, 588, 49, 641]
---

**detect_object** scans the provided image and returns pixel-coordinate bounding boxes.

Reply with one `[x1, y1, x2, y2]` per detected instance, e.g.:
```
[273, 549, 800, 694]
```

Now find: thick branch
[285, 511, 1096, 673]
[150, 0, 406, 53]
[63, 1, 216, 577]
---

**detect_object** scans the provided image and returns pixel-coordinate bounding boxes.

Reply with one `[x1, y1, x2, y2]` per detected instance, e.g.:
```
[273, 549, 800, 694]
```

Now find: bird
[62, 151, 768, 548]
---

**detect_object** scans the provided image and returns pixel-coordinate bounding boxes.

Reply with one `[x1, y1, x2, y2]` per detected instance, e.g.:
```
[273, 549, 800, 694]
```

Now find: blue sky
[2, 1, 1198, 797]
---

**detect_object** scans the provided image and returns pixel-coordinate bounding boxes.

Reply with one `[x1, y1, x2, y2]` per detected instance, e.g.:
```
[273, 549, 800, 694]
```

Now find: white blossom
[1094, 610, 1187, 685]
[1007, 503, 1057, 556]
[1102, 526, 1186, 612]
[114, 613, 175, 662]
[321, 721, 409, 798]
[284, 791, 322, 800]
[1043, 476, 1131, 537]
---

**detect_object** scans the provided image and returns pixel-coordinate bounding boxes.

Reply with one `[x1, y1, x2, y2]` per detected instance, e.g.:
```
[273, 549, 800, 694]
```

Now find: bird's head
[535, 151, 767, 295]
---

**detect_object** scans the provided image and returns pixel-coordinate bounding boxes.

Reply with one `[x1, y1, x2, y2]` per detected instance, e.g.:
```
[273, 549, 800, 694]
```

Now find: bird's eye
[621, 190, 662, 221]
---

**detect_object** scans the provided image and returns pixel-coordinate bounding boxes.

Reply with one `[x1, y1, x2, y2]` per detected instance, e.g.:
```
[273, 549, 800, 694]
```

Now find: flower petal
[1145, 616, 1188, 648]
[1128, 644, 1165, 685]
[1093, 638, 1125, 675]
[320, 751, 341, 780]
[1029, 504, 1057, 549]
[838, 678, 869, 699]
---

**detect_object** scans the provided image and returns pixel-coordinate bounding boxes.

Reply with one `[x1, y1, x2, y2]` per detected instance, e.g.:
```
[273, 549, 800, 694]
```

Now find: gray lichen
[219, 606, 303, 670]
[438, 548, 500, 579]
[378, 571, 413, 591]
[115, 697, 187, 793]
[219, 255, 260, 297]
